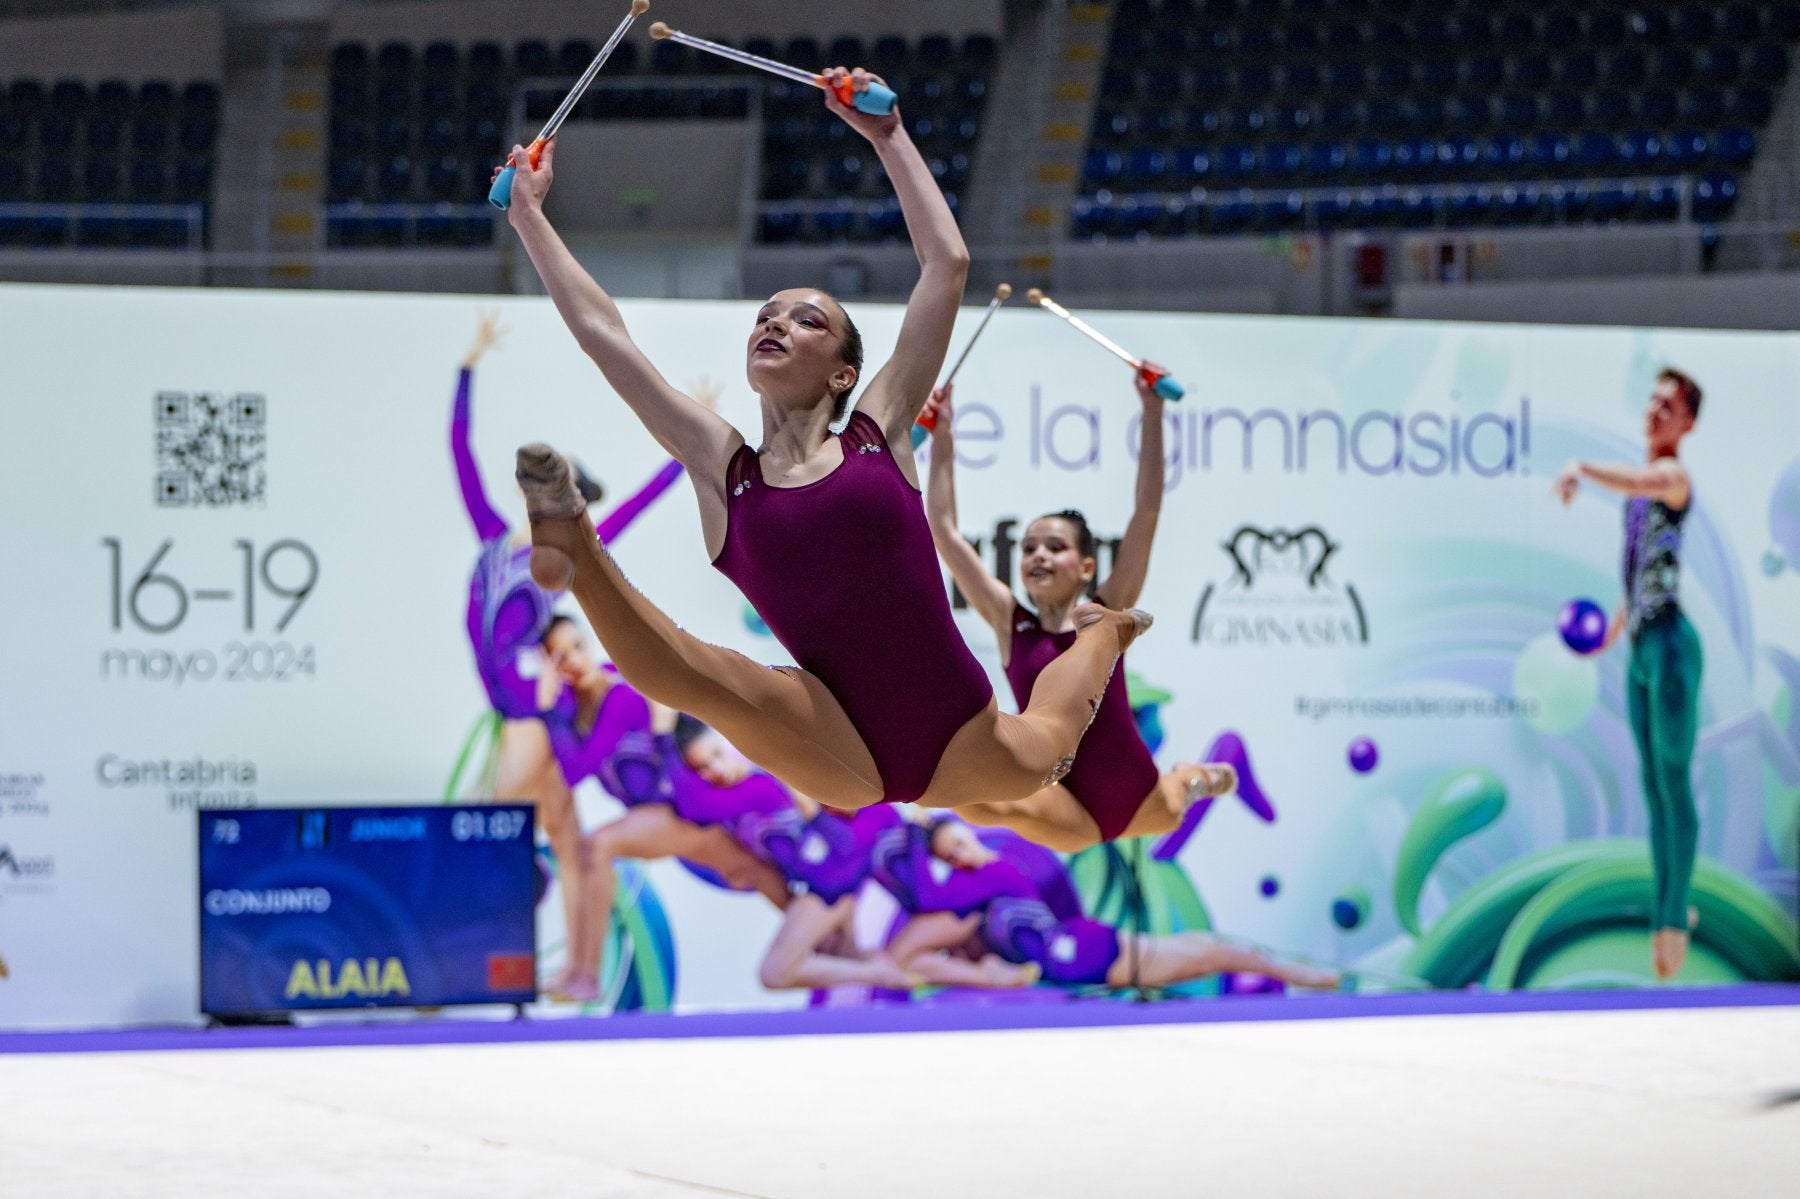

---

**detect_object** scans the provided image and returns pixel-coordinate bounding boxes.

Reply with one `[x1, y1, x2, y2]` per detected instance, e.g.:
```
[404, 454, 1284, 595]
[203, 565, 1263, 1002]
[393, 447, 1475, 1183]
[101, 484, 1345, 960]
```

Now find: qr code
[155, 391, 266, 507]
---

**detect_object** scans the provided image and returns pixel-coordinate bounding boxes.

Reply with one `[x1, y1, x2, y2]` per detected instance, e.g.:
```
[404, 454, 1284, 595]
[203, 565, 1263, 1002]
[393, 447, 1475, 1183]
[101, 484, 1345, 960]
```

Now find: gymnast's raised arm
[823, 67, 970, 441]
[501, 138, 741, 482]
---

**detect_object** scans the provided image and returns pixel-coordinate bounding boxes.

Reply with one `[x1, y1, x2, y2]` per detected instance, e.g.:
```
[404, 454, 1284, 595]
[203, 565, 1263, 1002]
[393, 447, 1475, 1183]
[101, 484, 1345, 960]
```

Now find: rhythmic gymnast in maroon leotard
[920, 379, 1236, 850]
[497, 67, 1148, 835]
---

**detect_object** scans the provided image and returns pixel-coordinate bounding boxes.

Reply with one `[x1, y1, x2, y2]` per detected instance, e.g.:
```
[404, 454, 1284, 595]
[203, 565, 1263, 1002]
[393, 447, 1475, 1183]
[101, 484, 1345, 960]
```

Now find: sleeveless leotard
[452, 366, 683, 718]
[658, 736, 795, 833]
[712, 411, 993, 803]
[541, 675, 656, 804]
[1622, 493, 1688, 636]
[1004, 602, 1158, 841]
[739, 805, 903, 904]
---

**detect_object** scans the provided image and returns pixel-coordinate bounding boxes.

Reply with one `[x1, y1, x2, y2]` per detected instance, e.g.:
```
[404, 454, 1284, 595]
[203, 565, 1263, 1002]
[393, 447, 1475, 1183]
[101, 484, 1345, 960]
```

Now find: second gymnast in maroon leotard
[920, 378, 1236, 850]
[495, 66, 1148, 837]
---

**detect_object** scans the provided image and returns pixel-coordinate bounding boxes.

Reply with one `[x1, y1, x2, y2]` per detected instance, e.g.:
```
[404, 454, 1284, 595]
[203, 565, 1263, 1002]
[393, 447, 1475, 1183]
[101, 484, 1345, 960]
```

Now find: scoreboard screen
[199, 805, 537, 1016]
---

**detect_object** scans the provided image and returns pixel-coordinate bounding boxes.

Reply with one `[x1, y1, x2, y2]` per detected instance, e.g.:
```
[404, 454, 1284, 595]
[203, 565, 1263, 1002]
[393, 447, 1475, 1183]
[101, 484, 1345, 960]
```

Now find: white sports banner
[1, 282, 1796, 1028]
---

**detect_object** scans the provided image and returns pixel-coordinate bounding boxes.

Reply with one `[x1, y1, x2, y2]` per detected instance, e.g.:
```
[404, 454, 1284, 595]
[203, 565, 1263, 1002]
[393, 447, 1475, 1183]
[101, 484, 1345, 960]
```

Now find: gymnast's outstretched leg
[519, 443, 887, 809]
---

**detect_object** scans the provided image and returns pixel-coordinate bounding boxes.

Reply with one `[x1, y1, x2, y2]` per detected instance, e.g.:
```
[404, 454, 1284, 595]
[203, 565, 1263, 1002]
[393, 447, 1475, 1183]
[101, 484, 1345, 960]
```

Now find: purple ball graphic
[1347, 736, 1379, 774]
[1259, 875, 1280, 898]
[1557, 597, 1609, 655]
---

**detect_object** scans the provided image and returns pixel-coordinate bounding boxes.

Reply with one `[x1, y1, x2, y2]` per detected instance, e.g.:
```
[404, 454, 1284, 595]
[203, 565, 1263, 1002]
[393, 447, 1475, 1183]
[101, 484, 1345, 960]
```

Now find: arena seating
[322, 31, 997, 248]
[0, 76, 218, 248]
[1073, 0, 1797, 239]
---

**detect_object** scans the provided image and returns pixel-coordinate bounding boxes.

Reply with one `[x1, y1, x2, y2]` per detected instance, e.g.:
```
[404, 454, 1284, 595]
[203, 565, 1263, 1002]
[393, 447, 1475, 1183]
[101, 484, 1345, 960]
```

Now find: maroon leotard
[1004, 602, 1157, 841]
[712, 410, 993, 804]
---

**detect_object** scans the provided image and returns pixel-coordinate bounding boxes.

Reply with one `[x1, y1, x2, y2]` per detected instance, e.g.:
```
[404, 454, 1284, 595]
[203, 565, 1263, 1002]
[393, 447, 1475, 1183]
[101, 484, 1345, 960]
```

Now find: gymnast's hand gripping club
[647, 22, 898, 114]
[489, 0, 650, 209]
[1026, 288, 1186, 402]
[915, 282, 1011, 436]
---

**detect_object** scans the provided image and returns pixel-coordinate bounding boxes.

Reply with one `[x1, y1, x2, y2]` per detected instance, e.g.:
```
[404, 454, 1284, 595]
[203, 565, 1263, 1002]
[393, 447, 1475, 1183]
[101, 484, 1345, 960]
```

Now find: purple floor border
[5, 984, 1799, 1056]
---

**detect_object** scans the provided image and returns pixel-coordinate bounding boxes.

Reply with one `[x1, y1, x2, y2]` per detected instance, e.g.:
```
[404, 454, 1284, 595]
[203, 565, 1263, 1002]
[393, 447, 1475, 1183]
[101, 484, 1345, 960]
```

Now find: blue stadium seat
[1319, 98, 1360, 134]
[1324, 60, 1366, 93]
[1690, 172, 1738, 221]
[422, 41, 459, 79]
[0, 157, 25, 200]
[1440, 136, 1480, 176]
[50, 79, 89, 113]
[424, 156, 462, 201]
[136, 79, 176, 114]
[75, 210, 127, 247]
[1602, 48, 1647, 87]
[1449, 12, 1494, 49]
[1262, 142, 1302, 179]
[863, 199, 905, 241]
[514, 40, 552, 75]
[1672, 5, 1716, 42]
[1465, 55, 1506, 90]
[1590, 181, 1638, 222]
[1303, 140, 1347, 178]
[1351, 138, 1392, 177]
[1527, 132, 1572, 171]
[1542, 12, 1580, 46]
[92, 79, 132, 116]
[1619, 130, 1664, 169]
[1586, 10, 1626, 47]
[1630, 8, 1672, 44]
[331, 42, 370, 75]
[1150, 26, 1190, 59]
[1495, 13, 1536, 46]
[1215, 144, 1257, 182]
[1545, 91, 1586, 128]
[1418, 58, 1457, 92]
[1720, 4, 1763, 40]
[1273, 104, 1316, 135]
[1237, 65, 1276, 100]
[1122, 147, 1168, 187]
[8, 80, 46, 114]
[467, 42, 504, 77]
[1494, 183, 1539, 226]
[1451, 95, 1491, 128]
[328, 159, 364, 202]
[558, 40, 596, 75]
[917, 33, 956, 67]
[1558, 50, 1598, 88]
[827, 37, 867, 67]
[463, 116, 500, 152]
[1546, 183, 1590, 224]
[37, 159, 75, 201]
[40, 113, 76, 147]
[1512, 52, 1553, 89]
[87, 116, 123, 151]
[1391, 137, 1434, 178]
[1746, 43, 1790, 85]
[1443, 185, 1494, 227]
[375, 41, 414, 75]
[1681, 88, 1725, 124]
[872, 34, 909, 65]
[1573, 130, 1618, 173]
[1069, 196, 1107, 240]
[1654, 47, 1694, 86]
[1482, 133, 1525, 171]
[182, 81, 221, 113]
[376, 154, 413, 201]
[1172, 146, 1212, 185]
[1727, 86, 1775, 125]
[1323, 20, 1362, 51]
[1080, 149, 1123, 189]
[331, 76, 371, 111]
[1373, 59, 1411, 93]
[1588, 90, 1631, 128]
[1255, 193, 1305, 233]
[1638, 88, 1679, 126]
[173, 158, 211, 202]
[1663, 129, 1710, 169]
[1498, 93, 1539, 128]
[1714, 127, 1756, 166]
[1308, 190, 1349, 231]
[375, 78, 412, 110]
[1400, 190, 1439, 228]
[125, 158, 165, 200]
[1697, 45, 1743, 86]
[421, 117, 458, 150]
[1639, 180, 1681, 221]
[0, 114, 25, 151]
[1286, 63, 1323, 95]
[1365, 98, 1403, 133]
[1284, 22, 1321, 55]
[961, 34, 998, 67]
